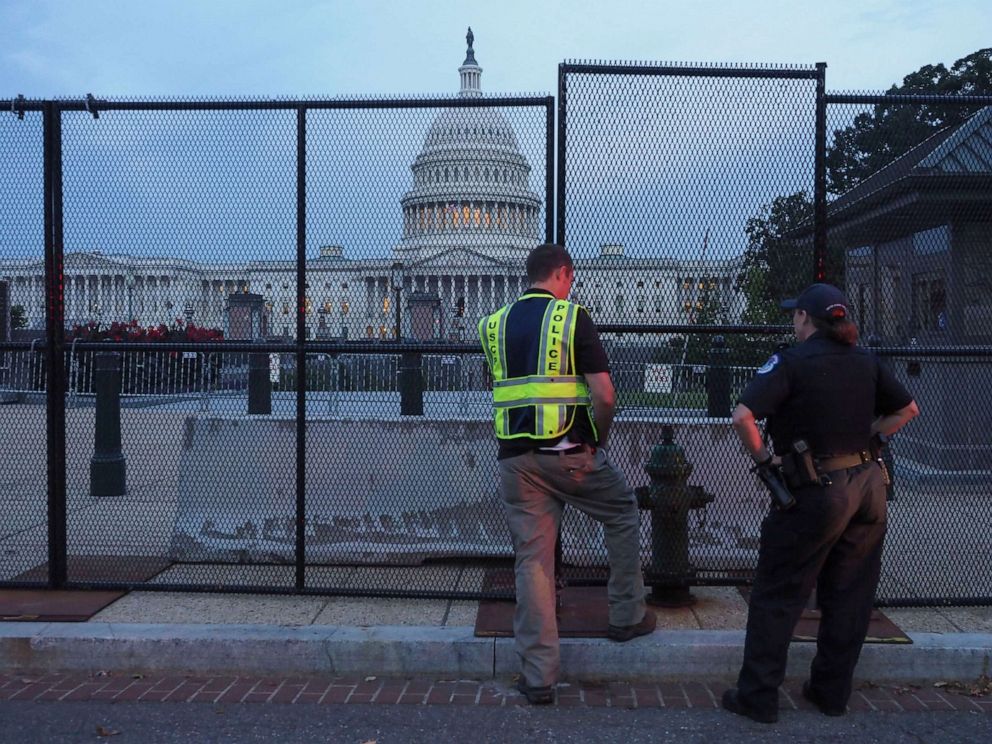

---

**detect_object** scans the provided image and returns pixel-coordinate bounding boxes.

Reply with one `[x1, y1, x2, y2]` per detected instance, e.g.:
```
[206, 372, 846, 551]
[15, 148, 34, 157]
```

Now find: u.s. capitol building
[1, 30, 742, 340]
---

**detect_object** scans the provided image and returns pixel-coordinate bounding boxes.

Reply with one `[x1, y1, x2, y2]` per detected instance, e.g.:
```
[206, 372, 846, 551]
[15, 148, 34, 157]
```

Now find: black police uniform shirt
[496, 288, 610, 460]
[738, 332, 913, 457]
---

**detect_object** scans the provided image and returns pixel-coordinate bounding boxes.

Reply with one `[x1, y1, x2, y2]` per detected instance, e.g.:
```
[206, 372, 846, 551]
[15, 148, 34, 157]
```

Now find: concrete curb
[2, 623, 991, 682]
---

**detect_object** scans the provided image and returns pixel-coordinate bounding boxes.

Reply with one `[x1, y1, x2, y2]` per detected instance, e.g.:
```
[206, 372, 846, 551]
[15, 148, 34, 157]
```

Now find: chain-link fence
[556, 62, 819, 594]
[1, 70, 991, 605]
[822, 92, 992, 604]
[0, 94, 552, 598]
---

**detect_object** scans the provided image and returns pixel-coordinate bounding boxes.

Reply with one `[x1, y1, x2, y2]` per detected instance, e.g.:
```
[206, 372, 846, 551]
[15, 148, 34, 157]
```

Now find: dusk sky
[2, 1, 989, 264]
[2, 1, 988, 97]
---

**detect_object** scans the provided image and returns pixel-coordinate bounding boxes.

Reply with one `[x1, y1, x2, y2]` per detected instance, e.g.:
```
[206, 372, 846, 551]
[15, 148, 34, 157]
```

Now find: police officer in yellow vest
[479, 244, 655, 705]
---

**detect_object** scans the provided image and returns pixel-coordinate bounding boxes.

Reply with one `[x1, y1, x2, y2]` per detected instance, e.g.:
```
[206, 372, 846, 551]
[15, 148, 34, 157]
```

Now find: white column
[63, 276, 71, 321]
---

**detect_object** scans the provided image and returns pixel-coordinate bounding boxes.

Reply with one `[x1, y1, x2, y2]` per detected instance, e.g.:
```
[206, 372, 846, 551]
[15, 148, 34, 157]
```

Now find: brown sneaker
[516, 678, 554, 705]
[607, 609, 657, 642]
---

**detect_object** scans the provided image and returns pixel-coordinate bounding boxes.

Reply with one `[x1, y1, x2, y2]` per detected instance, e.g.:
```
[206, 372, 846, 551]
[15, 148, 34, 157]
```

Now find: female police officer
[722, 283, 919, 723]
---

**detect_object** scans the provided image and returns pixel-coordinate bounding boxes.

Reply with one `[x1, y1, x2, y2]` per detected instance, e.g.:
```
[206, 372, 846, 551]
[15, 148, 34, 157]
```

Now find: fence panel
[0, 106, 48, 585]
[825, 93, 992, 604]
[302, 99, 552, 596]
[557, 62, 817, 587]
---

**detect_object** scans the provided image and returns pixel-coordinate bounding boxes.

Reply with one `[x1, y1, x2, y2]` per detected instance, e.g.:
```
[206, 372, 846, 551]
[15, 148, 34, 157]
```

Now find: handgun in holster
[780, 439, 825, 488]
[869, 433, 892, 487]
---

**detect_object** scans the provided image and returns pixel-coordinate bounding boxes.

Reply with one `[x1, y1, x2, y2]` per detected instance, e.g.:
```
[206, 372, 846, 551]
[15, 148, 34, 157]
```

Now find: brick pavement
[0, 673, 989, 712]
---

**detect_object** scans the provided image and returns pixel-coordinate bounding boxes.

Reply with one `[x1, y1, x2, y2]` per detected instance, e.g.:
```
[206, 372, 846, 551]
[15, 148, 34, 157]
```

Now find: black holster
[870, 433, 892, 487]
[781, 439, 821, 488]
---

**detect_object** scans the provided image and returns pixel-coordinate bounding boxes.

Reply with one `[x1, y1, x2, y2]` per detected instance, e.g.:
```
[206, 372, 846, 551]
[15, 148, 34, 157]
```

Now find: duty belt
[815, 450, 872, 473]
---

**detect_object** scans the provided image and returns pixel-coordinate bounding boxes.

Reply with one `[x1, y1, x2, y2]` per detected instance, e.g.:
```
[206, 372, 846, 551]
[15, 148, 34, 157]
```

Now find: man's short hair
[526, 244, 573, 283]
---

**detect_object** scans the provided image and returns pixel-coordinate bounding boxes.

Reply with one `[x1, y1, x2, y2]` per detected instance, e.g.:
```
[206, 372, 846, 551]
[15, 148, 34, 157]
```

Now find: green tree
[736, 191, 817, 324]
[826, 48, 992, 194]
[683, 283, 725, 365]
[10, 304, 27, 329]
[735, 50, 991, 355]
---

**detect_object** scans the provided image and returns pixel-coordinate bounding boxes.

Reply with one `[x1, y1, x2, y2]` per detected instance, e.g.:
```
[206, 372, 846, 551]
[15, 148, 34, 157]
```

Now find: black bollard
[248, 349, 272, 415]
[399, 351, 424, 416]
[706, 335, 731, 417]
[90, 352, 126, 497]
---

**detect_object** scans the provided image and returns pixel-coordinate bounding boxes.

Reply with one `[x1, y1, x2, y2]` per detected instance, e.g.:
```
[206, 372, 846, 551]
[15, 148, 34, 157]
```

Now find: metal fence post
[43, 101, 68, 587]
[295, 105, 307, 591]
[813, 61, 828, 282]
[545, 95, 555, 244]
[556, 65, 567, 246]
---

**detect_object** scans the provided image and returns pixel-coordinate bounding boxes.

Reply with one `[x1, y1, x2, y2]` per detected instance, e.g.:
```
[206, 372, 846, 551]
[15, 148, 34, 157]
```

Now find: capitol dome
[396, 29, 542, 262]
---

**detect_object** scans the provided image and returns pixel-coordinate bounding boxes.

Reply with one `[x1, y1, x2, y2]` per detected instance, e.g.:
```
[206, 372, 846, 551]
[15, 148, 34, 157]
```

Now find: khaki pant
[498, 446, 647, 687]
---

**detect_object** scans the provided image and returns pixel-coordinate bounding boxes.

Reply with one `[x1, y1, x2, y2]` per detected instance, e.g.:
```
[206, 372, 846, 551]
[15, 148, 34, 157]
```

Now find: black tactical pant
[737, 461, 887, 716]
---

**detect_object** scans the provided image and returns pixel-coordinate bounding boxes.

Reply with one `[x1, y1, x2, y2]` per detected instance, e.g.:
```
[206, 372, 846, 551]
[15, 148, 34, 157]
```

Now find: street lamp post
[391, 262, 404, 341]
[390, 261, 423, 416]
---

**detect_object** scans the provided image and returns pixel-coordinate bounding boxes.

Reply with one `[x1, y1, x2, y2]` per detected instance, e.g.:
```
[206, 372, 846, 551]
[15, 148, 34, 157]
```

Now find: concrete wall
[172, 416, 767, 567]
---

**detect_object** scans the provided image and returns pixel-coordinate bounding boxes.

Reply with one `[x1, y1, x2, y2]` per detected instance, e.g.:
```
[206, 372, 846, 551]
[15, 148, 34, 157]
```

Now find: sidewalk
[1, 587, 990, 690]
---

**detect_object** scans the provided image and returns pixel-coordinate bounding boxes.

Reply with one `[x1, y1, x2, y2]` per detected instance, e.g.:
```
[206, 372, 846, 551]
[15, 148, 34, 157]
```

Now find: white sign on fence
[269, 353, 280, 383]
[644, 363, 673, 394]
[182, 351, 198, 360]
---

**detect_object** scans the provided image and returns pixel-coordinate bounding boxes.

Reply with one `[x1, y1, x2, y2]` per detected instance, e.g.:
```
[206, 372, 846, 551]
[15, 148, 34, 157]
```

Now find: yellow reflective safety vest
[478, 294, 597, 441]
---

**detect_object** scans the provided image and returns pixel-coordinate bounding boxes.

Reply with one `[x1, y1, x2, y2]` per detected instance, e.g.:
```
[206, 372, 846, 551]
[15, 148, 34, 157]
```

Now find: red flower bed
[67, 319, 225, 394]
[67, 318, 224, 344]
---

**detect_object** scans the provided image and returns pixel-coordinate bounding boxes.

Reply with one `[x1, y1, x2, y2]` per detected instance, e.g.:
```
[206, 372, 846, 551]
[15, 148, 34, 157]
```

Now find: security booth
[224, 292, 267, 340]
[407, 291, 442, 341]
[804, 107, 992, 474]
[224, 291, 271, 414]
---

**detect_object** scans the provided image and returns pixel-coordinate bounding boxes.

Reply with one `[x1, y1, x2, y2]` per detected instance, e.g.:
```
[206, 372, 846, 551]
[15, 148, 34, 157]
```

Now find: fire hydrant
[635, 425, 715, 607]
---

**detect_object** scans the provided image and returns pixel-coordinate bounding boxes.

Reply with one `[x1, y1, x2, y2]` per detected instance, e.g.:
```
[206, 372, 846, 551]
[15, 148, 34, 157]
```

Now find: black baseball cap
[780, 283, 849, 320]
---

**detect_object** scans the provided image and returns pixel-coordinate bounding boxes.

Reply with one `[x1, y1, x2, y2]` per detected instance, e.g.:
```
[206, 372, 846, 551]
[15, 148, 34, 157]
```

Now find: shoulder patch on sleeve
[756, 354, 780, 374]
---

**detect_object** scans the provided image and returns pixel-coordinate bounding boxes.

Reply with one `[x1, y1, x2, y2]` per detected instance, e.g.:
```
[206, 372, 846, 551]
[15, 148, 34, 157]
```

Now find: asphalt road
[0, 702, 988, 743]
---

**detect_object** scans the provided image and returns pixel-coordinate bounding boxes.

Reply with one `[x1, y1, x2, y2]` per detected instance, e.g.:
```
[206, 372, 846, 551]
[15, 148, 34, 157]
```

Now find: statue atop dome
[464, 27, 476, 66]
[459, 27, 482, 97]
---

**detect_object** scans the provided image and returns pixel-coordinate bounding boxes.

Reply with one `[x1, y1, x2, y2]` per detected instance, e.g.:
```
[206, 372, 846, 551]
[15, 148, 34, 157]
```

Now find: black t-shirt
[738, 333, 913, 456]
[495, 289, 610, 459]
